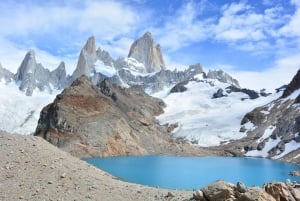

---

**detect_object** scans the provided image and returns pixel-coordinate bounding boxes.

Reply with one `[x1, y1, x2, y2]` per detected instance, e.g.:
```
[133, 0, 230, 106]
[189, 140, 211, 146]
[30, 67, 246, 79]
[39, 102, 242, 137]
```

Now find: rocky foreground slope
[34, 75, 212, 158]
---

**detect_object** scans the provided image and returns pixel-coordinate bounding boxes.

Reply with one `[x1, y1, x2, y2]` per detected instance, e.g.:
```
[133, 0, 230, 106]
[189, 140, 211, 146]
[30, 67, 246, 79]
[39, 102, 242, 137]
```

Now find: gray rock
[0, 63, 14, 83]
[15, 50, 68, 96]
[237, 181, 247, 193]
[128, 31, 165, 73]
[72, 36, 97, 79]
[212, 89, 227, 99]
[170, 81, 188, 93]
[207, 70, 240, 88]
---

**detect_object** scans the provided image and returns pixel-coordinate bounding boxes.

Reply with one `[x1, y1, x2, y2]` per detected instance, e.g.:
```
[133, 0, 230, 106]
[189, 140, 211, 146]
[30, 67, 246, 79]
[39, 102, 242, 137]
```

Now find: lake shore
[1, 131, 300, 200]
[0, 131, 193, 200]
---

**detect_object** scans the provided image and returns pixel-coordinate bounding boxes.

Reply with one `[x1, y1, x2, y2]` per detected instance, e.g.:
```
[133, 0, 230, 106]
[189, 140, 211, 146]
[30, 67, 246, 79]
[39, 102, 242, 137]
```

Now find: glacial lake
[84, 156, 300, 190]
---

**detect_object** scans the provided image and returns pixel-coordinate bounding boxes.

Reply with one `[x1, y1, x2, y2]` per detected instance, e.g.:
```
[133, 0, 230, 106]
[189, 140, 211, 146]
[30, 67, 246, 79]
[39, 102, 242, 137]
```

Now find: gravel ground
[0, 131, 193, 201]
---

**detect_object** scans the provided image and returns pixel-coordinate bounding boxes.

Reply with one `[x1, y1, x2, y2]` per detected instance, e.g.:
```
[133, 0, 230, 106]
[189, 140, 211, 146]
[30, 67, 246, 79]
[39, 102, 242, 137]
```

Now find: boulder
[201, 180, 236, 201]
[264, 182, 297, 201]
[235, 187, 276, 201]
[193, 189, 207, 201]
[236, 181, 247, 193]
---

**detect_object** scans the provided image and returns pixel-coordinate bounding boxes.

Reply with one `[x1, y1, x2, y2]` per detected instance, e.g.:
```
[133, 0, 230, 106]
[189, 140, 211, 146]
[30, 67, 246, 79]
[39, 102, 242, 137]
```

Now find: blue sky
[0, 0, 299, 90]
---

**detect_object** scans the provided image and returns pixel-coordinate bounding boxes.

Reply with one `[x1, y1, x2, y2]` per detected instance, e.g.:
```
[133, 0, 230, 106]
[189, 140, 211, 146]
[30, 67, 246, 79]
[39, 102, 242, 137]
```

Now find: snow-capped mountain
[127, 31, 165, 73]
[0, 31, 280, 151]
[237, 69, 300, 163]
[153, 76, 278, 147]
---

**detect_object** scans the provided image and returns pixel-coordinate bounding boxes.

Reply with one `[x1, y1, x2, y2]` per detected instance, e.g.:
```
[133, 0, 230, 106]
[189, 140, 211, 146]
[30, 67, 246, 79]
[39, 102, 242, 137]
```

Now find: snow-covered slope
[0, 80, 59, 134]
[153, 76, 279, 147]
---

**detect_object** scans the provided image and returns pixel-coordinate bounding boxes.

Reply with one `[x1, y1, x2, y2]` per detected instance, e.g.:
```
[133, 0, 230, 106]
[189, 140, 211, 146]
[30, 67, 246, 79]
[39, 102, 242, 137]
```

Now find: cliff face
[34, 75, 202, 158]
[128, 32, 165, 73]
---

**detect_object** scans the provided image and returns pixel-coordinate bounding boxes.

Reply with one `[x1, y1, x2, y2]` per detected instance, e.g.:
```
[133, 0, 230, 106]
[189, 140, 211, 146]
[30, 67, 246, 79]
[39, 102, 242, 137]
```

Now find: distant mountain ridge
[0, 31, 243, 96]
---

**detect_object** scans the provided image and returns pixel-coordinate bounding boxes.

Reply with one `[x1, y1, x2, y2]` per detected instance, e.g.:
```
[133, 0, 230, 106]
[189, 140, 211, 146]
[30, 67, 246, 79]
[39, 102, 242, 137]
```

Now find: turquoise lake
[84, 156, 300, 190]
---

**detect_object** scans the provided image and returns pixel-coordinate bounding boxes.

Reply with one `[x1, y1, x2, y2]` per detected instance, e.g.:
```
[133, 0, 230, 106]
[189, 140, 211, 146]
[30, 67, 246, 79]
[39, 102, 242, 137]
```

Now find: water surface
[84, 156, 299, 190]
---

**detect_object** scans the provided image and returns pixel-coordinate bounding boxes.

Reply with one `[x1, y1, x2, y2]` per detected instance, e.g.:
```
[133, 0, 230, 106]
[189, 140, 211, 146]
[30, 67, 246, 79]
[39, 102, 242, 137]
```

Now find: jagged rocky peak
[15, 50, 68, 95]
[282, 68, 300, 99]
[96, 47, 114, 67]
[0, 63, 14, 83]
[50, 61, 68, 89]
[84, 35, 97, 55]
[128, 31, 165, 73]
[207, 69, 240, 88]
[72, 36, 97, 79]
[16, 50, 38, 95]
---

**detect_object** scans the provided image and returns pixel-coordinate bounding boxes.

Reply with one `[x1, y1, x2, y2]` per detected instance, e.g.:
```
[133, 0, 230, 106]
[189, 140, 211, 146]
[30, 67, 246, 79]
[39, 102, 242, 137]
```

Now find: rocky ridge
[219, 69, 300, 163]
[1, 50, 68, 96]
[34, 75, 210, 158]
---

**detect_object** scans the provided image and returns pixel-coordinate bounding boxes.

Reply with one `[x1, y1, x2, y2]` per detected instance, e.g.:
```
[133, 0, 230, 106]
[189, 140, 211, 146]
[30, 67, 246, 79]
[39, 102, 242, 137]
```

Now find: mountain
[153, 75, 277, 147]
[127, 31, 165, 73]
[220, 69, 300, 162]
[34, 75, 205, 158]
[71, 36, 97, 79]
[0, 63, 14, 83]
[70, 33, 242, 93]
[16, 50, 68, 95]
[0, 32, 268, 137]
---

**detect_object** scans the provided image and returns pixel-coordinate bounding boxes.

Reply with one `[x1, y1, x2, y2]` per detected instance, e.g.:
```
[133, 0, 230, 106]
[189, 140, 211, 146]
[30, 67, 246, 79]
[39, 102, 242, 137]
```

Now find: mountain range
[0, 31, 299, 162]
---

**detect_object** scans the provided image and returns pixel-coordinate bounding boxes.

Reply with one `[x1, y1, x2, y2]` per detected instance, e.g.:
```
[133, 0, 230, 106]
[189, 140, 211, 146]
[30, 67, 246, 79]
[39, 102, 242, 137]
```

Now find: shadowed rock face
[128, 32, 165, 73]
[34, 75, 204, 158]
[282, 69, 300, 100]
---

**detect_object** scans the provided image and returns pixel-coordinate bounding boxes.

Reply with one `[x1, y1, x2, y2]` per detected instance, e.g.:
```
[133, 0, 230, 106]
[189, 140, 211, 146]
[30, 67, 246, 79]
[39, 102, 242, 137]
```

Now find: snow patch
[257, 126, 276, 143]
[154, 80, 278, 147]
[246, 138, 281, 157]
[0, 81, 59, 135]
[94, 60, 116, 77]
[273, 140, 300, 159]
[194, 73, 204, 80]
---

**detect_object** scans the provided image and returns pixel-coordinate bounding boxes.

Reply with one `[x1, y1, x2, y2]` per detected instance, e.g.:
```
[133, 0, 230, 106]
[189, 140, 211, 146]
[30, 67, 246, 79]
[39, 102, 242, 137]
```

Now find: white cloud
[229, 53, 300, 91]
[0, 0, 142, 73]
[279, 6, 300, 37]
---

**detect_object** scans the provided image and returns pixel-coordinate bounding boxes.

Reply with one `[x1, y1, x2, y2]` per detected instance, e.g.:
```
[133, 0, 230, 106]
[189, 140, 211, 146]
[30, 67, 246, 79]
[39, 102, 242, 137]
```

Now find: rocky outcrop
[207, 70, 240, 88]
[0, 63, 14, 83]
[128, 32, 165, 73]
[219, 69, 300, 163]
[282, 69, 300, 99]
[264, 182, 299, 201]
[16, 50, 68, 95]
[34, 75, 204, 158]
[226, 85, 260, 99]
[170, 80, 188, 93]
[72, 36, 97, 79]
[212, 89, 227, 99]
[193, 180, 300, 201]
